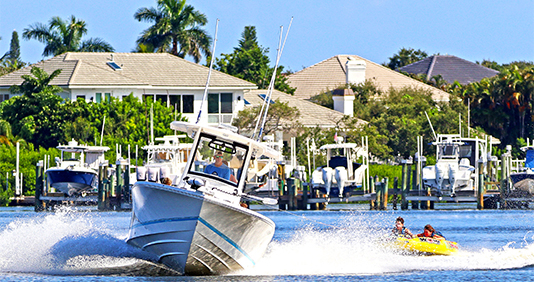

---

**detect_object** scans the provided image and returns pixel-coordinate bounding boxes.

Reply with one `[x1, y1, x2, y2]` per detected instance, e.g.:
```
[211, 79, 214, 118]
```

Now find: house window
[146, 94, 195, 113]
[95, 93, 102, 103]
[143, 94, 154, 103]
[169, 94, 194, 113]
[208, 93, 233, 124]
[105, 93, 111, 102]
[169, 95, 180, 111]
[76, 95, 86, 101]
[182, 95, 194, 113]
[156, 94, 167, 105]
[0, 94, 9, 103]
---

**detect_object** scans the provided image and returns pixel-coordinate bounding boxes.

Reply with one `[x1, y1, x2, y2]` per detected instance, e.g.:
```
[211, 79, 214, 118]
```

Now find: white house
[0, 52, 257, 125]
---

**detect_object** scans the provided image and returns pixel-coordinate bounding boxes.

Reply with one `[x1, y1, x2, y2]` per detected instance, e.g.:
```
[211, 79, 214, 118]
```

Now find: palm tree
[9, 67, 63, 97]
[134, 0, 212, 63]
[22, 15, 114, 57]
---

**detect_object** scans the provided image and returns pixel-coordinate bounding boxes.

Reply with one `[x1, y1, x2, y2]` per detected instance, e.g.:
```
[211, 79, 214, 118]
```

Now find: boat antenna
[100, 115, 106, 146]
[196, 19, 219, 124]
[252, 27, 282, 140]
[253, 17, 293, 142]
[425, 111, 437, 141]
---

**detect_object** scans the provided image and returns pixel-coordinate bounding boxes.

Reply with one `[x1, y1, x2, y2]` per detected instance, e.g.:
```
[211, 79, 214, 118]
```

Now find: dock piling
[477, 158, 485, 210]
[34, 161, 44, 212]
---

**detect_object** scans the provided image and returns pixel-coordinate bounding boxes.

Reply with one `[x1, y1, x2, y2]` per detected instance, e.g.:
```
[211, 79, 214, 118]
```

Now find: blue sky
[1, 0, 533, 72]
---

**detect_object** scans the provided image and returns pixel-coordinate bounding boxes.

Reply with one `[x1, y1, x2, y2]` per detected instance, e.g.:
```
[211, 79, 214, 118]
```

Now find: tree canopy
[0, 31, 26, 76]
[134, 0, 211, 63]
[22, 15, 114, 57]
[214, 26, 295, 94]
[450, 64, 534, 149]
[385, 47, 429, 70]
[232, 99, 301, 138]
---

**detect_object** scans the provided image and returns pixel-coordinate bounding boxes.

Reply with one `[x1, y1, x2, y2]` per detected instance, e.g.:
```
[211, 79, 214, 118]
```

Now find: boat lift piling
[499, 148, 512, 209]
[400, 158, 412, 210]
[477, 158, 485, 209]
[376, 177, 389, 210]
[392, 177, 399, 210]
[369, 176, 375, 210]
[34, 161, 44, 212]
[374, 179, 381, 210]
[411, 167, 420, 210]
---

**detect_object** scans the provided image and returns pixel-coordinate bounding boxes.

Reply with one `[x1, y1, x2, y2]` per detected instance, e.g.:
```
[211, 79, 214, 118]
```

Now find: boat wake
[2, 209, 534, 277]
[0, 208, 179, 276]
[238, 216, 534, 276]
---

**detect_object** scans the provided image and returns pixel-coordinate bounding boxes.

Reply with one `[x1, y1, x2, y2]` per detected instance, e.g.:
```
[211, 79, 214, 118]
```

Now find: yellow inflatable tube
[392, 236, 459, 256]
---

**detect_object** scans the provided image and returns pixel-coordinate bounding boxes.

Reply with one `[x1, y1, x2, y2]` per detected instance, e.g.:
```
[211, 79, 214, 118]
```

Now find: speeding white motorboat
[45, 139, 109, 196]
[127, 121, 280, 275]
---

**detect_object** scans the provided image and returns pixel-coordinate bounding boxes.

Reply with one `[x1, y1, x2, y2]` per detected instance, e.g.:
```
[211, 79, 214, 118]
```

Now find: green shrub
[369, 164, 403, 183]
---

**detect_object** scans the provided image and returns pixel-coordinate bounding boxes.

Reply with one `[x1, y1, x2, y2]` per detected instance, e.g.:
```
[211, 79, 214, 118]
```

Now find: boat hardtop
[171, 121, 281, 161]
[57, 139, 110, 154]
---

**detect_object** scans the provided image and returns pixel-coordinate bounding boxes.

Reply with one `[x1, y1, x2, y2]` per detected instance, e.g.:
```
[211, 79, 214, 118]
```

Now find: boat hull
[46, 169, 97, 195]
[127, 181, 275, 275]
[391, 236, 459, 256]
[510, 171, 534, 185]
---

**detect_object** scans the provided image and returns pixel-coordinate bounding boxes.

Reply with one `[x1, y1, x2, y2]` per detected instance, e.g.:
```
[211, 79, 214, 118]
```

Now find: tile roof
[286, 55, 451, 101]
[244, 89, 367, 128]
[399, 55, 499, 85]
[0, 52, 257, 89]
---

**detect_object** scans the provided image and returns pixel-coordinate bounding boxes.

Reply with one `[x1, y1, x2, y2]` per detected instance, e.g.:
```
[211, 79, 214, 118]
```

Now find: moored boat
[45, 139, 109, 196]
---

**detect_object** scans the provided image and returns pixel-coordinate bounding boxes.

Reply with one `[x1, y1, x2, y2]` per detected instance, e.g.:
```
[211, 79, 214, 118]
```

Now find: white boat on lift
[136, 135, 193, 184]
[127, 121, 280, 275]
[45, 139, 109, 196]
[422, 134, 490, 196]
[310, 137, 369, 197]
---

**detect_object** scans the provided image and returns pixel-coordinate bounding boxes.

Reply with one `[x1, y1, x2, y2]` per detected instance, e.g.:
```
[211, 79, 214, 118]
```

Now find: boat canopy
[170, 121, 281, 160]
[319, 143, 359, 150]
[57, 139, 110, 153]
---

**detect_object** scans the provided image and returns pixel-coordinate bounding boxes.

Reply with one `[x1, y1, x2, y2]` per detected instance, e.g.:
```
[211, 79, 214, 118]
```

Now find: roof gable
[399, 55, 499, 85]
[287, 54, 451, 101]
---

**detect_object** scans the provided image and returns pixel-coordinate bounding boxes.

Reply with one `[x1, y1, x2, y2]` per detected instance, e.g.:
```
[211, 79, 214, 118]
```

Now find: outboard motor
[136, 166, 147, 181]
[334, 166, 348, 197]
[147, 167, 160, 182]
[311, 168, 324, 188]
[322, 167, 333, 195]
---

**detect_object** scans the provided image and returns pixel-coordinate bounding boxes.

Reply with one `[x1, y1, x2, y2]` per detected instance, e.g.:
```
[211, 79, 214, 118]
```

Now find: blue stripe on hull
[132, 215, 255, 266]
[198, 217, 255, 266]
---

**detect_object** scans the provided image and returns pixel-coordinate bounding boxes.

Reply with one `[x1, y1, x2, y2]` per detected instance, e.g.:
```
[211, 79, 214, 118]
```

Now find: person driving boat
[204, 151, 238, 183]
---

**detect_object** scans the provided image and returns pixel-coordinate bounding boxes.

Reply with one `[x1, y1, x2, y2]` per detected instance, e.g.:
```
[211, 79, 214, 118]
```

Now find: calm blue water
[0, 203, 534, 281]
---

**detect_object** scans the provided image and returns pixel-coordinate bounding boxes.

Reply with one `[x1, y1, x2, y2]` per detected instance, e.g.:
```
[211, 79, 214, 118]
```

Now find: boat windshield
[439, 144, 459, 159]
[188, 133, 248, 186]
